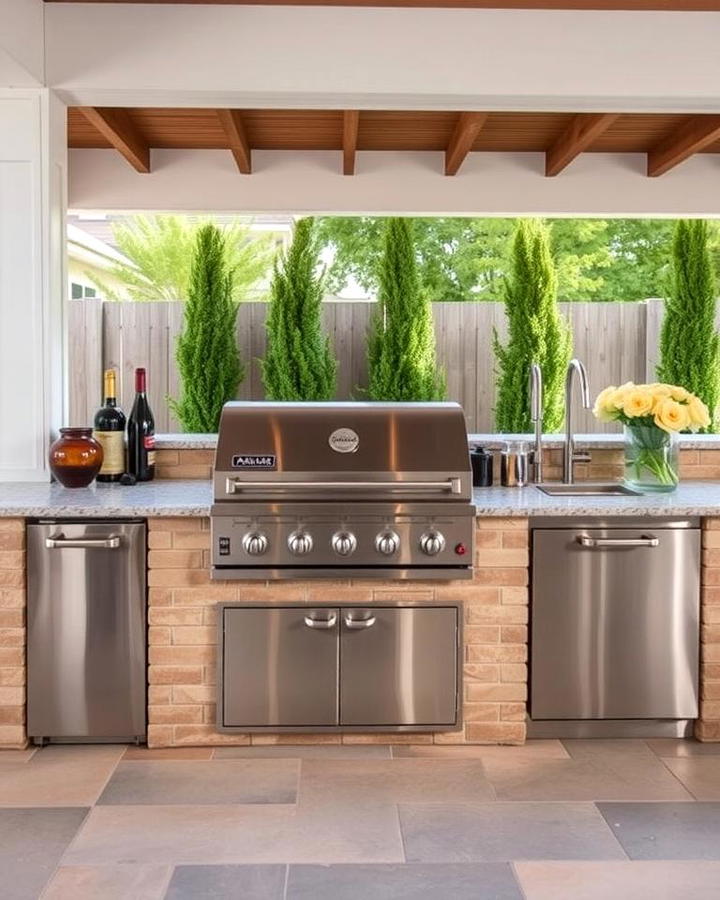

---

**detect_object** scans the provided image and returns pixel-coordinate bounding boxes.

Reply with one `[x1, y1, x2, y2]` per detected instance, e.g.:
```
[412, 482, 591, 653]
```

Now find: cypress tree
[493, 219, 572, 432]
[261, 217, 337, 401]
[657, 219, 720, 432]
[367, 217, 445, 401]
[170, 224, 244, 432]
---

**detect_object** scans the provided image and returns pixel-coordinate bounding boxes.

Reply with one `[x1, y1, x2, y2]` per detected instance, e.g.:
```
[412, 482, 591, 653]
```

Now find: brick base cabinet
[147, 516, 530, 748]
[0, 519, 26, 748]
[698, 518, 720, 741]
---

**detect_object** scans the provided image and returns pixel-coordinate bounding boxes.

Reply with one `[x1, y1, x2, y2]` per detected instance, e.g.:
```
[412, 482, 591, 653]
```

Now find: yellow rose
[593, 386, 619, 422]
[623, 388, 654, 418]
[654, 397, 690, 433]
[648, 383, 672, 396]
[670, 386, 690, 402]
[611, 382, 635, 409]
[687, 395, 711, 430]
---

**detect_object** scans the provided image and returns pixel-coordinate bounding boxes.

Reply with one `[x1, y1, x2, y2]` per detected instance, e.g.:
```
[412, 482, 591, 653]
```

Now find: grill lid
[214, 401, 472, 502]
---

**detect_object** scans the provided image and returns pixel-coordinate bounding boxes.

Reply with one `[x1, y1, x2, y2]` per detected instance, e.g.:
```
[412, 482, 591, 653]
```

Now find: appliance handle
[343, 614, 377, 630]
[304, 613, 338, 630]
[45, 535, 121, 550]
[226, 478, 462, 495]
[576, 534, 659, 548]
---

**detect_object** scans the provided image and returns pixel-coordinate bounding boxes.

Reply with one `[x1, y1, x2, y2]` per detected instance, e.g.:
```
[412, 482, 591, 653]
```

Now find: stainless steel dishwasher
[27, 520, 146, 743]
[529, 516, 700, 738]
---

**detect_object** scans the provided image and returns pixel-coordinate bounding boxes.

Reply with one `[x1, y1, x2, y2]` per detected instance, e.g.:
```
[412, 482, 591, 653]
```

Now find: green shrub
[657, 219, 720, 432]
[170, 224, 244, 431]
[494, 219, 572, 431]
[261, 217, 336, 401]
[367, 218, 445, 400]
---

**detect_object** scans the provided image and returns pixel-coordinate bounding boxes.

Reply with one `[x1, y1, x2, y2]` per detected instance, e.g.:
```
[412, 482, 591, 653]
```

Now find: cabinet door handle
[576, 534, 659, 548]
[45, 535, 121, 550]
[304, 613, 337, 630]
[343, 614, 377, 630]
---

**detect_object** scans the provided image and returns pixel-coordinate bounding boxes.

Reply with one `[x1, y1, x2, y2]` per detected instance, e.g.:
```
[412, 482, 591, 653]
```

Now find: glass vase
[49, 427, 104, 488]
[623, 424, 679, 493]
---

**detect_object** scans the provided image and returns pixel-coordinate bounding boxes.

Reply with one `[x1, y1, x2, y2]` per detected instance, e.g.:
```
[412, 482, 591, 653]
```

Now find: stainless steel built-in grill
[211, 402, 475, 579]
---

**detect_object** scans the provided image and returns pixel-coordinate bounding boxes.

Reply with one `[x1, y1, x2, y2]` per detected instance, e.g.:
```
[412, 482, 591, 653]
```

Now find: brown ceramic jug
[49, 427, 104, 488]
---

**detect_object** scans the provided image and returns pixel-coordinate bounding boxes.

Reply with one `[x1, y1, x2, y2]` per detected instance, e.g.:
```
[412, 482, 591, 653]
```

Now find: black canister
[470, 446, 493, 487]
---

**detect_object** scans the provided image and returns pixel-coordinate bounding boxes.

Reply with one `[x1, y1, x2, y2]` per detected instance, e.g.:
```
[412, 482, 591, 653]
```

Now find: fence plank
[69, 297, 696, 435]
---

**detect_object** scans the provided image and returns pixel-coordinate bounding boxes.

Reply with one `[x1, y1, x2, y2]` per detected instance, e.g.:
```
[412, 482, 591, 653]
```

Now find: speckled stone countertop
[155, 432, 720, 451]
[0, 478, 718, 519]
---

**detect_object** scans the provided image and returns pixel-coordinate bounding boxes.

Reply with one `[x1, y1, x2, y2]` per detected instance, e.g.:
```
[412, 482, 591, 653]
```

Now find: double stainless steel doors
[220, 605, 459, 731]
[531, 521, 700, 721]
[27, 521, 147, 741]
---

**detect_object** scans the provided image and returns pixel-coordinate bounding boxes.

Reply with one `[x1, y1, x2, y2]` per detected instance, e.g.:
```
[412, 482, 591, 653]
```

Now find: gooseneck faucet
[563, 358, 591, 484]
[529, 363, 544, 483]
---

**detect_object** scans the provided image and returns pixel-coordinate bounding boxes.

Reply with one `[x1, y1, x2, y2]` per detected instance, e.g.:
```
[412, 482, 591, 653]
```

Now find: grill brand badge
[328, 428, 359, 454]
[231, 454, 276, 469]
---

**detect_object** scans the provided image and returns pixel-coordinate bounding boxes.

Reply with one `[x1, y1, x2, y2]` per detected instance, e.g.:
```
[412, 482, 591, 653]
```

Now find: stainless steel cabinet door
[27, 521, 146, 740]
[531, 527, 700, 720]
[340, 607, 458, 727]
[222, 607, 339, 727]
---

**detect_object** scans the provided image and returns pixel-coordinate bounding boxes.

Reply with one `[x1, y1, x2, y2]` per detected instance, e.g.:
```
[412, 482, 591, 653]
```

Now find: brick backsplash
[146, 516, 529, 748]
[156, 446, 720, 482]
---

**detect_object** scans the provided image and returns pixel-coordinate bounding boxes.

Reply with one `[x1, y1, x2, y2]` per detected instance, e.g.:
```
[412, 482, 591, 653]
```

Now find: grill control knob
[419, 530, 446, 556]
[375, 530, 400, 556]
[288, 530, 313, 556]
[332, 531, 357, 557]
[242, 531, 268, 556]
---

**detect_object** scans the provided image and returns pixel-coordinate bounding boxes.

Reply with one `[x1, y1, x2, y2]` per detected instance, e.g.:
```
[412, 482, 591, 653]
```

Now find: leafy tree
[87, 214, 274, 302]
[494, 219, 572, 432]
[367, 218, 445, 401]
[261, 217, 337, 401]
[657, 219, 720, 432]
[170, 224, 244, 432]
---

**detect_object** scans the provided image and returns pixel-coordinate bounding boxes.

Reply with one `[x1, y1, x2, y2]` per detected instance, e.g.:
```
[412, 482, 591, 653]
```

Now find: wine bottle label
[144, 434, 156, 468]
[93, 430, 125, 475]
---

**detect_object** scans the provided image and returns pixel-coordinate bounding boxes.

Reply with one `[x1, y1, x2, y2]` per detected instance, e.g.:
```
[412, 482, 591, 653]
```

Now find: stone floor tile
[0, 749, 36, 763]
[123, 747, 213, 760]
[400, 802, 625, 862]
[0, 745, 124, 807]
[0, 807, 88, 900]
[214, 745, 391, 760]
[515, 860, 720, 900]
[165, 865, 286, 899]
[298, 758, 495, 807]
[97, 759, 299, 805]
[647, 739, 720, 758]
[598, 802, 720, 859]
[662, 758, 720, 799]
[64, 803, 404, 865]
[391, 740, 569, 761]
[42, 864, 171, 900]
[483, 741, 693, 801]
[286, 863, 523, 900]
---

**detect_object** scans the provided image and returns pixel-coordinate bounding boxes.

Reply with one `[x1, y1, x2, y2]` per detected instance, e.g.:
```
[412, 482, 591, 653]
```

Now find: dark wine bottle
[93, 368, 126, 483]
[127, 367, 155, 482]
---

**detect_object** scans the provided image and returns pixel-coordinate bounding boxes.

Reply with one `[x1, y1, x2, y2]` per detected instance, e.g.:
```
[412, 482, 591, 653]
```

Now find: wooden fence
[68, 298, 666, 434]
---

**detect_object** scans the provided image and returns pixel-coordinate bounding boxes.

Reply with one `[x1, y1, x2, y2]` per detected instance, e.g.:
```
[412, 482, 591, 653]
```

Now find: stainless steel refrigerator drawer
[531, 520, 700, 722]
[27, 520, 147, 742]
[219, 604, 460, 732]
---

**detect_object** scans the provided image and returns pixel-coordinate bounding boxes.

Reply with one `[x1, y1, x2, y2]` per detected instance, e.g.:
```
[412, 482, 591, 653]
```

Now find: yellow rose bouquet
[593, 382, 710, 492]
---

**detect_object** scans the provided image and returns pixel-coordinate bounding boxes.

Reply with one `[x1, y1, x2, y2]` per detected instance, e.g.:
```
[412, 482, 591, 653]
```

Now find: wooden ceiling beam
[217, 109, 252, 174]
[545, 113, 619, 176]
[445, 112, 488, 176]
[648, 115, 720, 177]
[76, 107, 150, 173]
[342, 110, 360, 175]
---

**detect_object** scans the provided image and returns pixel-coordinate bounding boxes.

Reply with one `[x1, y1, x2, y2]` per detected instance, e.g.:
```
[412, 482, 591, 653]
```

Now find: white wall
[46, 5, 720, 111]
[69, 148, 720, 217]
[0, 90, 66, 481]
[0, 0, 44, 86]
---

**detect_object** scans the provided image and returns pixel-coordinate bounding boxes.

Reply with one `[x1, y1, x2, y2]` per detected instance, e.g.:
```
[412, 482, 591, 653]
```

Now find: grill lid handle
[225, 478, 462, 496]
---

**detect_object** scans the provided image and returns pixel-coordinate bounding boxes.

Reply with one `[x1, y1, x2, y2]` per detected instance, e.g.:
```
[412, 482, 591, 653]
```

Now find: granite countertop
[0, 478, 718, 519]
[155, 431, 720, 451]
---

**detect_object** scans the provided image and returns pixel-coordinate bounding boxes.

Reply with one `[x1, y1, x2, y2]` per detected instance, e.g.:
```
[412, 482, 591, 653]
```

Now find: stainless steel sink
[536, 483, 641, 497]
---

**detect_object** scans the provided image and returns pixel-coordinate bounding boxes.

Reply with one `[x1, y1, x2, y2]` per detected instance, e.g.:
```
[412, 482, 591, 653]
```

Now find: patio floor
[1, 739, 720, 899]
